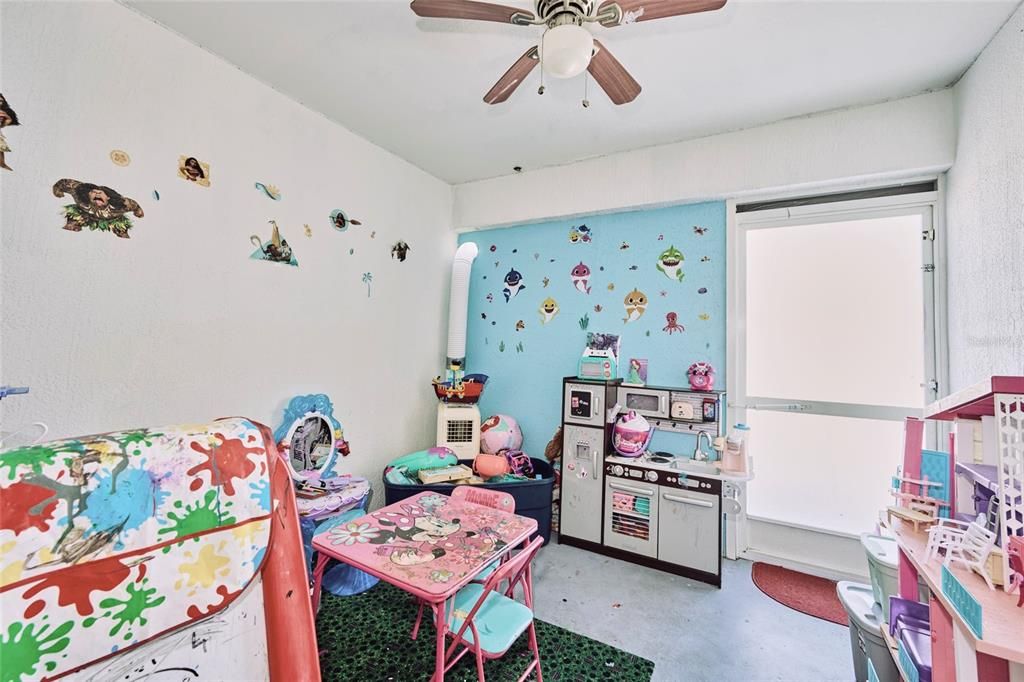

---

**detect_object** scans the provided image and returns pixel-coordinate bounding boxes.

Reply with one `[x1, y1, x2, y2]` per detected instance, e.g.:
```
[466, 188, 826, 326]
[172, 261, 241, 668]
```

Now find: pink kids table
[311, 490, 538, 681]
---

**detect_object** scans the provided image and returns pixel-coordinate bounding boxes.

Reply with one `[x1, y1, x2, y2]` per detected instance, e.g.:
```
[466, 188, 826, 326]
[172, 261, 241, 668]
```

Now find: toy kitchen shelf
[887, 376, 1023, 681]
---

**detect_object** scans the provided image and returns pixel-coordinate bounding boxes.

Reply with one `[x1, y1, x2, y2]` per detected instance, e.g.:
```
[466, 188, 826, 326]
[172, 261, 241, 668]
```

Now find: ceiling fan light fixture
[541, 24, 594, 79]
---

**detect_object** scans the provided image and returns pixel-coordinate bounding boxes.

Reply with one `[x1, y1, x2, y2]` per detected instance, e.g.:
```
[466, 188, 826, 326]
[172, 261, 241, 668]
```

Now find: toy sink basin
[672, 459, 721, 475]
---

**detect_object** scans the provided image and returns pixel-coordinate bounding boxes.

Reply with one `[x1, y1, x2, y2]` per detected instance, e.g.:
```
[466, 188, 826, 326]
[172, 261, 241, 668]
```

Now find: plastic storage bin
[837, 581, 900, 682]
[862, 533, 929, 621]
[384, 457, 555, 544]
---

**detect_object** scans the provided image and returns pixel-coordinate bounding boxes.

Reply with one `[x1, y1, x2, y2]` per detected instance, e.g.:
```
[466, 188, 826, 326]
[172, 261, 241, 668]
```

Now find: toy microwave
[578, 350, 617, 380]
[577, 332, 621, 381]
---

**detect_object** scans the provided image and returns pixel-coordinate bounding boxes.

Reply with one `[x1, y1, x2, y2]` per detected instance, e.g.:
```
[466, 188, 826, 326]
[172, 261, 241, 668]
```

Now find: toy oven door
[564, 383, 604, 427]
[604, 478, 658, 558]
[617, 386, 670, 420]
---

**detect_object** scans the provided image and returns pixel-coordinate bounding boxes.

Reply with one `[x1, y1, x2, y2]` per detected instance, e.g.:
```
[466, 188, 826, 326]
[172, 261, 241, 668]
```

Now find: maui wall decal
[178, 156, 210, 187]
[0, 93, 19, 171]
[52, 179, 144, 239]
[249, 220, 296, 267]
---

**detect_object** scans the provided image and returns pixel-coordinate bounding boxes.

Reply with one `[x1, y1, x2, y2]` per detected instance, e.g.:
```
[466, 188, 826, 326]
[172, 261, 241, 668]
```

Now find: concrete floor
[531, 540, 852, 682]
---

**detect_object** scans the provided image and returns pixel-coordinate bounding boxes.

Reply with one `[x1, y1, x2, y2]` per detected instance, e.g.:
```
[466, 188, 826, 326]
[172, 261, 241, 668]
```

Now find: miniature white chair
[943, 522, 998, 590]
[925, 518, 974, 560]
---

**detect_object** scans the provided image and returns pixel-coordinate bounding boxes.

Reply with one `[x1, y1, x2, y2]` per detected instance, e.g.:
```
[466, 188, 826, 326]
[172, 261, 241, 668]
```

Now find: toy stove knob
[612, 465, 624, 476]
[645, 470, 658, 483]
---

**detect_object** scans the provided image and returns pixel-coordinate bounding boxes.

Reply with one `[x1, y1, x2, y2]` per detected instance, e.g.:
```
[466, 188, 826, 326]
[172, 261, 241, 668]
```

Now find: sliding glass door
[730, 192, 941, 535]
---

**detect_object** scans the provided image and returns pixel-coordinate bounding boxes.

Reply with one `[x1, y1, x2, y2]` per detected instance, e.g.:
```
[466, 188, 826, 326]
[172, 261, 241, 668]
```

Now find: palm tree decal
[362, 272, 373, 297]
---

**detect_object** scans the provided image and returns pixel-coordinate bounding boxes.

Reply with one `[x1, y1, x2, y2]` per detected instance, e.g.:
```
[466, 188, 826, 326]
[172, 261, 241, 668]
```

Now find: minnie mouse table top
[311, 491, 536, 600]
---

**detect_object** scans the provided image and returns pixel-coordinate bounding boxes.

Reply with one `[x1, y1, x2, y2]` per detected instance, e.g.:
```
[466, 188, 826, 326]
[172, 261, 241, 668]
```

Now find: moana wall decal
[52, 178, 144, 238]
[178, 156, 211, 187]
[0, 93, 19, 171]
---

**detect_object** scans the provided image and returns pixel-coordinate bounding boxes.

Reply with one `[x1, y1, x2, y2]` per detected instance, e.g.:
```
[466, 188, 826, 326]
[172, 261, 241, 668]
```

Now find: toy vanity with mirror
[273, 393, 368, 520]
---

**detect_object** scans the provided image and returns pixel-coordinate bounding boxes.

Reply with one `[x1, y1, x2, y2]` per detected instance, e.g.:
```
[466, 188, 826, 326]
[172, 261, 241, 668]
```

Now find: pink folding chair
[437, 536, 544, 682]
[411, 486, 517, 640]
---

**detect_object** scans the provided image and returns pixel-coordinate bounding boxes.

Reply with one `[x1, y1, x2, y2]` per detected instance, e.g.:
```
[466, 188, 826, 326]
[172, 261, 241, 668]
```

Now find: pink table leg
[312, 553, 330, 612]
[432, 599, 447, 682]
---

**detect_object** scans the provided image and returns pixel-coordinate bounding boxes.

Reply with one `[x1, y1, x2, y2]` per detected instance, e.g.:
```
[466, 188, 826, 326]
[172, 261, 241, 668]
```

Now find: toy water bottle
[720, 424, 750, 474]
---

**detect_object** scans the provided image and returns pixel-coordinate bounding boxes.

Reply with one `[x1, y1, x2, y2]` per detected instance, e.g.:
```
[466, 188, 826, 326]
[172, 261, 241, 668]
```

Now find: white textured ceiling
[126, 0, 1020, 184]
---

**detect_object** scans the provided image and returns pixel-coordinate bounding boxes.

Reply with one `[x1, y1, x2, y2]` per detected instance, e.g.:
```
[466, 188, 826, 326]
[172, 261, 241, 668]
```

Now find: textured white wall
[0, 2, 454, 501]
[453, 90, 956, 230]
[946, 3, 1024, 391]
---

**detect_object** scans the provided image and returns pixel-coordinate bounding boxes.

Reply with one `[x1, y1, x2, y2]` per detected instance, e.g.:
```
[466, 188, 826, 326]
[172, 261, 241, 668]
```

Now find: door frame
[726, 181, 948, 530]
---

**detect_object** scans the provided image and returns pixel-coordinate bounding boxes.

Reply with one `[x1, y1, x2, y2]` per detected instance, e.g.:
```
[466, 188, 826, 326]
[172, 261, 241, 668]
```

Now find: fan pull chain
[582, 70, 590, 108]
[538, 41, 546, 95]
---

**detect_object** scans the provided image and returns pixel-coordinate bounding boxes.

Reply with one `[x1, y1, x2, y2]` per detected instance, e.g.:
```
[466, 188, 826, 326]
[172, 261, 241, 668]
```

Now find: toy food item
[480, 414, 523, 454]
[612, 410, 653, 457]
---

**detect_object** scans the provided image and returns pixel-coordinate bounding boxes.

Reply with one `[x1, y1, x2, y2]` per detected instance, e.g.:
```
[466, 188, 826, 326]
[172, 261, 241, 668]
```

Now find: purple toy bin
[890, 597, 932, 682]
[888, 597, 929, 638]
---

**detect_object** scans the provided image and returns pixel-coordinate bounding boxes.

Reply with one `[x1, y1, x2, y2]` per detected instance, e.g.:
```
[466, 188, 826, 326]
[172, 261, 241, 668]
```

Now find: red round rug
[750, 562, 848, 626]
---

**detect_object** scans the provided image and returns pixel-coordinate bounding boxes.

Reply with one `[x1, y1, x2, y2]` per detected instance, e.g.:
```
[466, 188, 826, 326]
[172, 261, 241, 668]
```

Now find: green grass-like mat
[315, 582, 655, 681]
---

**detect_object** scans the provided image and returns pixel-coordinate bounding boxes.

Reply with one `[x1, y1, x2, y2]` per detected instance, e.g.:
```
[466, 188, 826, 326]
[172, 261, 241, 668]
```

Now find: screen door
[733, 199, 939, 535]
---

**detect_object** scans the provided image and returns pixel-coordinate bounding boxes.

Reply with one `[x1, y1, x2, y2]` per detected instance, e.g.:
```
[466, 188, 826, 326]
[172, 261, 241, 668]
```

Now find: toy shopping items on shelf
[578, 332, 620, 381]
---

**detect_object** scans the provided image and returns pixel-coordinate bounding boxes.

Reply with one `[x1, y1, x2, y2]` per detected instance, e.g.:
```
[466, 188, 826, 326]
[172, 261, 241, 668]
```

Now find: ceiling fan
[411, 0, 727, 106]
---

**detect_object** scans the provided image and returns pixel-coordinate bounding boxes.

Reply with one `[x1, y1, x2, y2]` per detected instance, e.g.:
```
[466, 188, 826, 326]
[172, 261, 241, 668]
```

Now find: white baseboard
[742, 548, 868, 583]
[743, 517, 871, 583]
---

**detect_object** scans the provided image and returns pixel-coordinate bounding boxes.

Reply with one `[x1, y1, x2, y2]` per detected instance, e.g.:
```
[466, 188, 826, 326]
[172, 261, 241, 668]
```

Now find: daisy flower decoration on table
[430, 569, 454, 583]
[420, 494, 448, 512]
[330, 521, 380, 546]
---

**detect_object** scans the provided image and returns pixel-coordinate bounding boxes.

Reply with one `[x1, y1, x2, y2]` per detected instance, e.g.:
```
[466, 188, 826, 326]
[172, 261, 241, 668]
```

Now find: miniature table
[311, 490, 537, 681]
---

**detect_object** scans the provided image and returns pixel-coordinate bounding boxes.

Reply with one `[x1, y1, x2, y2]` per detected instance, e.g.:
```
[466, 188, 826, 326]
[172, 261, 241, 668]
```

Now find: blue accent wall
[458, 201, 727, 459]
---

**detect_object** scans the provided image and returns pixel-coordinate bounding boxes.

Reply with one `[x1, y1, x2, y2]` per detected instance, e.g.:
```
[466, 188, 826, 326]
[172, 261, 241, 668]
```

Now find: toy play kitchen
[558, 376, 751, 587]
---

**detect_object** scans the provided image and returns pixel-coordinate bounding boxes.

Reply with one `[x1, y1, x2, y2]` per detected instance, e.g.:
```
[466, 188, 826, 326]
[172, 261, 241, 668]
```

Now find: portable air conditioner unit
[436, 403, 480, 460]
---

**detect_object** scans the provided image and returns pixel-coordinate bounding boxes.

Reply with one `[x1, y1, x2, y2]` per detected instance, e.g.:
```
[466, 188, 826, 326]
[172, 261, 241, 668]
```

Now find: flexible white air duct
[446, 242, 479, 369]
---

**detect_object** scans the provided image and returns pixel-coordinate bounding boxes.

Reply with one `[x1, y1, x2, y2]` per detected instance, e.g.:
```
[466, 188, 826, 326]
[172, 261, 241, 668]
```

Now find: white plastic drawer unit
[564, 382, 605, 427]
[604, 478, 658, 558]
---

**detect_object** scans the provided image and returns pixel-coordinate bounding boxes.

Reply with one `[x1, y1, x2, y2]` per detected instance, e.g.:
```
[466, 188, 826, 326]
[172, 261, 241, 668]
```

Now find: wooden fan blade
[484, 46, 539, 104]
[411, 0, 535, 24]
[587, 40, 641, 105]
[597, 0, 726, 27]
